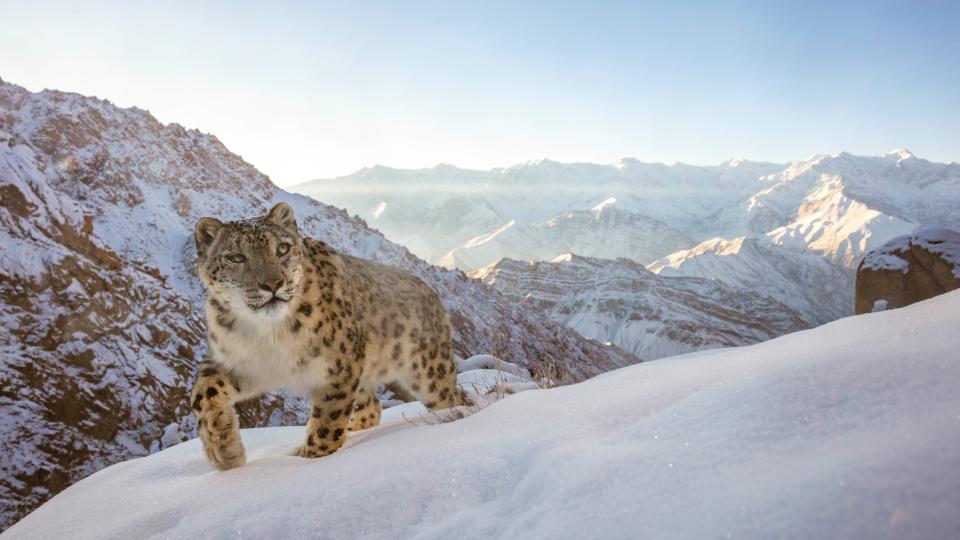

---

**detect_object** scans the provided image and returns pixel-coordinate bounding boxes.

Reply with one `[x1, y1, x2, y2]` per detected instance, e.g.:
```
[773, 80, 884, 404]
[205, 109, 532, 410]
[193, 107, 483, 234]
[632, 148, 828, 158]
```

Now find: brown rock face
[855, 228, 960, 314]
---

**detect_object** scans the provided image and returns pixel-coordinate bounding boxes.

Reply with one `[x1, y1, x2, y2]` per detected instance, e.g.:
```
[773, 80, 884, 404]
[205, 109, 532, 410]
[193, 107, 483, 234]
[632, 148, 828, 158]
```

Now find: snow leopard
[189, 202, 465, 469]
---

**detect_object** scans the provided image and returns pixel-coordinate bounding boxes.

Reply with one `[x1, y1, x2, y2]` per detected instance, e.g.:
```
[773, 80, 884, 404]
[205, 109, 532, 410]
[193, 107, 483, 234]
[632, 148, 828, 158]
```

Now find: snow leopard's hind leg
[296, 372, 359, 459]
[347, 385, 382, 431]
[403, 337, 471, 411]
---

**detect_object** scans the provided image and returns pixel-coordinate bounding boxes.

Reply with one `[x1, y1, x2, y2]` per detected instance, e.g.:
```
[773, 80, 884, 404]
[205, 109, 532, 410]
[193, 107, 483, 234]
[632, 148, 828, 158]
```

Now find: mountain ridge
[470, 252, 810, 359]
[294, 150, 959, 271]
[293, 148, 960, 336]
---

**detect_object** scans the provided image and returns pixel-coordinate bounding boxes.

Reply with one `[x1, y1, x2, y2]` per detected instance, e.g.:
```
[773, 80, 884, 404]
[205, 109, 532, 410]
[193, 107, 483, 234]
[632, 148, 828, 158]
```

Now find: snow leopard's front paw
[198, 408, 246, 470]
[292, 444, 333, 459]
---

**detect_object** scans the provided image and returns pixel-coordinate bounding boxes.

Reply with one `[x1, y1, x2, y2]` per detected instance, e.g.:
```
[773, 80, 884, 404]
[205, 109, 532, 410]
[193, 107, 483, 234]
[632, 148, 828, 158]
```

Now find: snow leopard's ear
[194, 217, 222, 257]
[265, 202, 297, 232]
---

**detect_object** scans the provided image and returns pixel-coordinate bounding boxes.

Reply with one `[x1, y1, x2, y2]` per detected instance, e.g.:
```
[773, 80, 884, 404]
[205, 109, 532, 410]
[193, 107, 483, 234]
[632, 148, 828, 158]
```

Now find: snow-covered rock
[455, 354, 531, 379]
[471, 254, 809, 359]
[7, 290, 960, 539]
[855, 228, 960, 314]
[0, 80, 636, 529]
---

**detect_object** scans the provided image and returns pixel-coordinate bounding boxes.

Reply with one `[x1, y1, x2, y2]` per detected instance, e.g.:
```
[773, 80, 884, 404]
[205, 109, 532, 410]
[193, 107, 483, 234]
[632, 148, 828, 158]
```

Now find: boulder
[856, 228, 960, 314]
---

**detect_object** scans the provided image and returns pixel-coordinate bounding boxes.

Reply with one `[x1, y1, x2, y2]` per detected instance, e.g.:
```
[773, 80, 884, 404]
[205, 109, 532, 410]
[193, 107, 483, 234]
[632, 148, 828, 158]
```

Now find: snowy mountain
[438, 202, 695, 270]
[654, 151, 957, 322]
[0, 80, 636, 529]
[294, 152, 959, 271]
[294, 150, 960, 328]
[711, 149, 958, 265]
[647, 236, 856, 325]
[470, 253, 809, 359]
[8, 290, 960, 539]
[293, 158, 784, 267]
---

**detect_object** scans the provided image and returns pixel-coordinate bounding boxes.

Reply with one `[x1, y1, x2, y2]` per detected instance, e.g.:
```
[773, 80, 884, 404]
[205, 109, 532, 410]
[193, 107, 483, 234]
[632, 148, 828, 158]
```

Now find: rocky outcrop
[855, 228, 960, 314]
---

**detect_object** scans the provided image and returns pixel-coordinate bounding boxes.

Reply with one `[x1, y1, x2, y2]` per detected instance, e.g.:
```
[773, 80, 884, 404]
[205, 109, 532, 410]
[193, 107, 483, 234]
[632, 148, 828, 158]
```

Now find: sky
[2, 0, 959, 186]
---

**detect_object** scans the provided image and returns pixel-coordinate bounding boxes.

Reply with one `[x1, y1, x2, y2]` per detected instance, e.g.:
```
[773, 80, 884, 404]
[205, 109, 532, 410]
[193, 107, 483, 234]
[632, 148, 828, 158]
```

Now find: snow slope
[8, 290, 960, 539]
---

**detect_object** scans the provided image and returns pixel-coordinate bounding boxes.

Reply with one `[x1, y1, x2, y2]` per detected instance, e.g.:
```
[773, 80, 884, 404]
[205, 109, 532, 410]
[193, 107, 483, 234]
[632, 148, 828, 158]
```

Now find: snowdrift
[6, 291, 960, 539]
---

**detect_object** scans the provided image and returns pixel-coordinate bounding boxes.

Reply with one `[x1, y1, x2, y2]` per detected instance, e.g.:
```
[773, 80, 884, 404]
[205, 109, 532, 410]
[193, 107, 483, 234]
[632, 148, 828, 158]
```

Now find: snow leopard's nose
[258, 278, 284, 294]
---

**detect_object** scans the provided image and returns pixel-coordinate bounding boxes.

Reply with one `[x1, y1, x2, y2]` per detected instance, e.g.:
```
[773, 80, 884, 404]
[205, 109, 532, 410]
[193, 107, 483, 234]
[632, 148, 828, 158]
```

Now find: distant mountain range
[294, 149, 960, 333]
[295, 150, 959, 271]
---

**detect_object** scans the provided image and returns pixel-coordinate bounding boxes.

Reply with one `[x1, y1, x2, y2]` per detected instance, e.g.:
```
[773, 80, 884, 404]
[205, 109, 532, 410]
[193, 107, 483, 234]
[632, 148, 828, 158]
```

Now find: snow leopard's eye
[277, 242, 291, 257]
[225, 253, 247, 264]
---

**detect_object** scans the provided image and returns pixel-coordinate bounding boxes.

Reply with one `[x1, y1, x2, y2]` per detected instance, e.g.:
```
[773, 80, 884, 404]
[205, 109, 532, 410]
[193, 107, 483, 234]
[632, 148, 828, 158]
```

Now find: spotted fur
[190, 202, 465, 469]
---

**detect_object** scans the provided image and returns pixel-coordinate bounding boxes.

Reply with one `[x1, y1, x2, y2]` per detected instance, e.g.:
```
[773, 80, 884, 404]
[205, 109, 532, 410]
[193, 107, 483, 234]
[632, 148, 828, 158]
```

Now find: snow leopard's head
[194, 202, 304, 319]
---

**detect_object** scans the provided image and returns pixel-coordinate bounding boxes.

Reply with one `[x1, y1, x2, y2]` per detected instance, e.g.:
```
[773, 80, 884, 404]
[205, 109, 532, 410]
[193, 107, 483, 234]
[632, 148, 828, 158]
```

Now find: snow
[456, 368, 540, 396]
[885, 148, 915, 161]
[455, 354, 531, 379]
[864, 253, 910, 273]
[8, 291, 960, 539]
[861, 228, 960, 278]
[590, 196, 617, 214]
[371, 201, 387, 219]
[160, 423, 187, 449]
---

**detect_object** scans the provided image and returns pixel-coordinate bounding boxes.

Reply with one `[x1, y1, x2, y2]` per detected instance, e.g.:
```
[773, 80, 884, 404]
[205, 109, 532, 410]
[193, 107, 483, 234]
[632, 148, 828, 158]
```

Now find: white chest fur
[208, 304, 322, 396]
